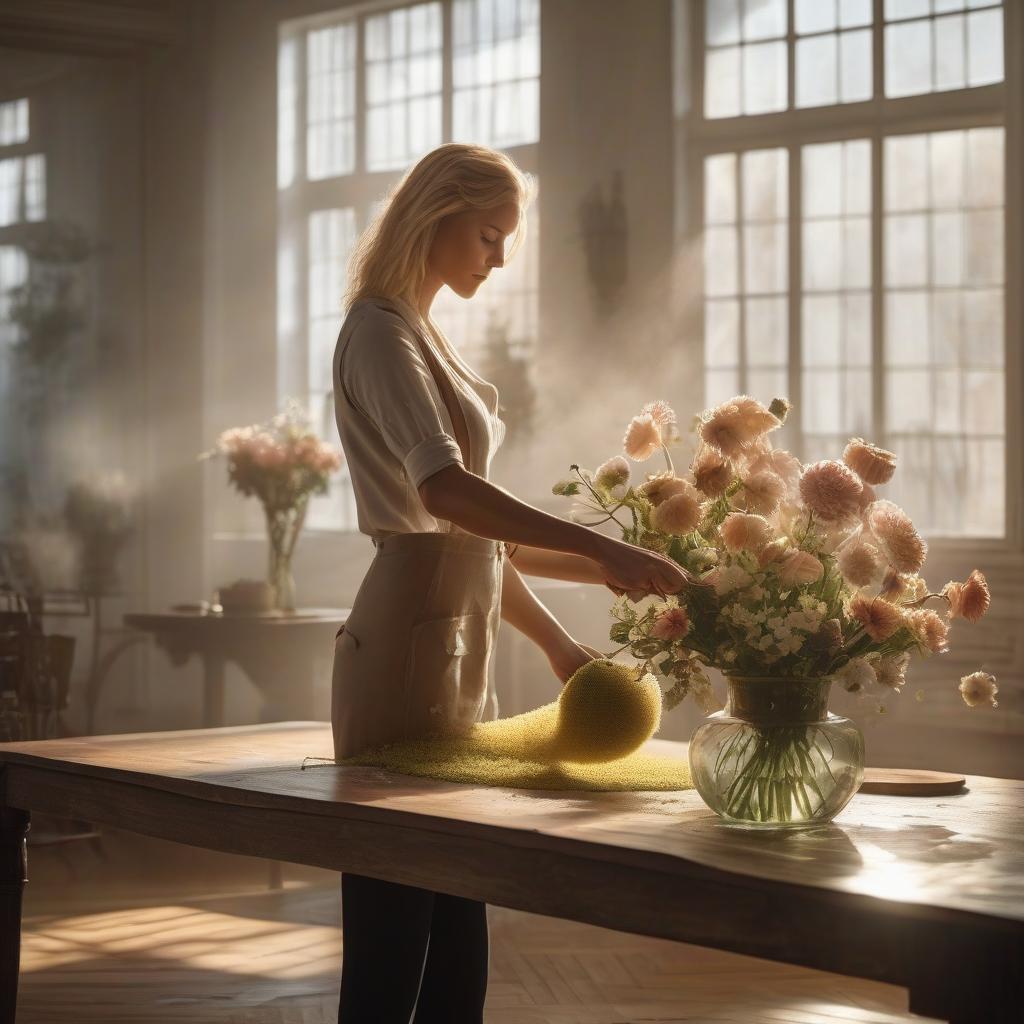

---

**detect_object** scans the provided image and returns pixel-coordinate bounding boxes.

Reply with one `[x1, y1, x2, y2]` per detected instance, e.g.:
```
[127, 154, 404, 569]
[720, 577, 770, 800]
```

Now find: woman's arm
[506, 543, 608, 585]
[499, 556, 607, 684]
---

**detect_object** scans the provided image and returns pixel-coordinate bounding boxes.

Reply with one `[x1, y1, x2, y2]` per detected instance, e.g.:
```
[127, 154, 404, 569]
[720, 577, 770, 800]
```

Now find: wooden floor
[16, 821, 939, 1024]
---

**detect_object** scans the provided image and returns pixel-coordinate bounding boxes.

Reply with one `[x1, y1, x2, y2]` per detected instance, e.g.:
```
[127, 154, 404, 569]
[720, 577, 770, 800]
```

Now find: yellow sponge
[336, 658, 692, 793]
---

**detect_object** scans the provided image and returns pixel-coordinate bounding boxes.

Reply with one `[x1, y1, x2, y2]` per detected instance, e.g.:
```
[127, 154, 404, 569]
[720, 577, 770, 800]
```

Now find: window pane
[743, 40, 786, 114]
[705, 45, 741, 118]
[306, 23, 356, 179]
[0, 99, 29, 146]
[452, 0, 540, 148]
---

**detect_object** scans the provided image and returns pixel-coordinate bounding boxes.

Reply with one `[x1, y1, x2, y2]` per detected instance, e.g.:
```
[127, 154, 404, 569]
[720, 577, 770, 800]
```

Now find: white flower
[836, 657, 877, 694]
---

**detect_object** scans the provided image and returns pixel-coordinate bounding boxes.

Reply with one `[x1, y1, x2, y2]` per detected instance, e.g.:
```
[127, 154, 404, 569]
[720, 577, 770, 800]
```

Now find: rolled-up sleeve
[339, 309, 465, 489]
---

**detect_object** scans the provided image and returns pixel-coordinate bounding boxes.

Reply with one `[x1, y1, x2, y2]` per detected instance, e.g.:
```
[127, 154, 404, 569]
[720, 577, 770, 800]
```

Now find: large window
[691, 0, 1011, 541]
[278, 0, 540, 531]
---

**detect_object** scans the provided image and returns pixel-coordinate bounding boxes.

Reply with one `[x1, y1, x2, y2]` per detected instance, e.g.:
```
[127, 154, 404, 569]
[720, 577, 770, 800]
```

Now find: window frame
[682, 0, 1021, 555]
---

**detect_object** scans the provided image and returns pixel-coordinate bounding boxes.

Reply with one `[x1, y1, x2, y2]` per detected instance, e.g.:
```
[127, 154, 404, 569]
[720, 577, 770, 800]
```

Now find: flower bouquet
[553, 394, 995, 827]
[200, 401, 343, 610]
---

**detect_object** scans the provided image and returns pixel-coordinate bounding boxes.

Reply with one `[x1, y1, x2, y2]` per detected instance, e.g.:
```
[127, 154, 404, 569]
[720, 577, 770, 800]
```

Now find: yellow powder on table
[336, 659, 694, 792]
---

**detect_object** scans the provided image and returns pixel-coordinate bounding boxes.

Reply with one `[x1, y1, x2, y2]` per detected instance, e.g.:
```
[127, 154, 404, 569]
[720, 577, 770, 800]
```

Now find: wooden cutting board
[858, 767, 966, 795]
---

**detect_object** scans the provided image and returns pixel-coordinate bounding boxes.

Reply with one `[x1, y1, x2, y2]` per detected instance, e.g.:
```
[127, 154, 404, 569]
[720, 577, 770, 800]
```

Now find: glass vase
[264, 501, 307, 612]
[687, 675, 864, 829]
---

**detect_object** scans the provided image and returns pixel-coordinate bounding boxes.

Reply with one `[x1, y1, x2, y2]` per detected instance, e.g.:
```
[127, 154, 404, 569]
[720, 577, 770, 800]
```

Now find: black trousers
[338, 872, 490, 1023]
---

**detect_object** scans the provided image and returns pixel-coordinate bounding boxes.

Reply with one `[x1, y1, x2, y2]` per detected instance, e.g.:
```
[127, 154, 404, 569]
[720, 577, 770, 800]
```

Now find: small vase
[687, 675, 864, 829]
[264, 501, 307, 612]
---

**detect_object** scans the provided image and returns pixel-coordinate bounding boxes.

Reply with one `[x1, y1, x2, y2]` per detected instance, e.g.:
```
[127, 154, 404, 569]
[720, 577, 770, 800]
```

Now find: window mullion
[442, 0, 453, 143]
[355, 14, 366, 177]
[786, 0, 796, 112]
[737, 151, 747, 394]
[871, 125, 884, 449]
[788, 141, 802, 453]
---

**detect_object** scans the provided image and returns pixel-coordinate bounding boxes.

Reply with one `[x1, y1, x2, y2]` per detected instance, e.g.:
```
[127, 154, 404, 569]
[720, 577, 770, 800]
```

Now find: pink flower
[904, 607, 950, 653]
[876, 651, 911, 690]
[943, 569, 991, 623]
[595, 456, 631, 489]
[959, 670, 998, 708]
[848, 593, 904, 642]
[747, 448, 803, 497]
[252, 442, 288, 469]
[638, 470, 687, 506]
[641, 400, 679, 440]
[652, 488, 703, 535]
[736, 468, 786, 517]
[843, 437, 897, 485]
[691, 447, 732, 498]
[799, 461, 864, 522]
[837, 541, 882, 588]
[699, 395, 781, 459]
[623, 413, 662, 461]
[777, 550, 824, 586]
[757, 538, 789, 568]
[878, 566, 907, 600]
[719, 512, 773, 553]
[865, 499, 927, 574]
[651, 606, 691, 641]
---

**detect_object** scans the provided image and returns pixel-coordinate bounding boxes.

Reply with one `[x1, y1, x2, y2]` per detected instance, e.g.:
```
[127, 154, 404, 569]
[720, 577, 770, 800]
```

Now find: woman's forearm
[499, 556, 575, 657]
[420, 466, 606, 560]
[508, 544, 607, 585]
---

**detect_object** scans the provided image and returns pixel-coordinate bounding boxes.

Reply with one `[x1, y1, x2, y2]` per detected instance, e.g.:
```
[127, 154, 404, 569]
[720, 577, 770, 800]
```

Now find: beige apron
[331, 299, 505, 760]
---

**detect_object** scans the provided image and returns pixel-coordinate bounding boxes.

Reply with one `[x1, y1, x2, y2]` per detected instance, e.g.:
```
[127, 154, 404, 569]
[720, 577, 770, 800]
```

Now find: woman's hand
[594, 535, 718, 606]
[547, 638, 605, 686]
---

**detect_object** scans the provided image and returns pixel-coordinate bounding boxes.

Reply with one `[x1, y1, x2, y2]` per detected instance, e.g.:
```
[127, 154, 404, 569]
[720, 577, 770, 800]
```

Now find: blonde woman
[330, 142, 708, 1022]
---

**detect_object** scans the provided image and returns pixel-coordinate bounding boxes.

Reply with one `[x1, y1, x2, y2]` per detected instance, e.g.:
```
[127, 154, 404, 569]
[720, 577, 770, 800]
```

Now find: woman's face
[427, 201, 521, 299]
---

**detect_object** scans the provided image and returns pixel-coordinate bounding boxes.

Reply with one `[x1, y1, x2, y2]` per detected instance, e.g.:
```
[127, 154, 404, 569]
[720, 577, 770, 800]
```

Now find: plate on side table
[859, 768, 967, 795]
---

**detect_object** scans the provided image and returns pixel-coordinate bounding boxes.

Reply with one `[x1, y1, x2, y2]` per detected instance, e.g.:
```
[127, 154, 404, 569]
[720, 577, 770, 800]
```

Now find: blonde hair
[345, 143, 537, 312]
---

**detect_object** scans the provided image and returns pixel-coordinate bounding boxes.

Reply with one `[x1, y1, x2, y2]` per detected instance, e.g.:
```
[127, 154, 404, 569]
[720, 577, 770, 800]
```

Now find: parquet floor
[16, 824, 938, 1024]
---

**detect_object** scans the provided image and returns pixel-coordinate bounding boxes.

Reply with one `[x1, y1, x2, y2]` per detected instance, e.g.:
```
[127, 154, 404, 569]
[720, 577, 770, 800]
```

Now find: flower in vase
[623, 413, 662, 461]
[959, 670, 998, 708]
[875, 651, 911, 691]
[638, 469, 688, 506]
[651, 488, 702, 535]
[903, 607, 950, 654]
[691, 447, 732, 498]
[777, 550, 824, 586]
[735, 468, 786, 517]
[864, 499, 928, 574]
[595, 455, 631, 490]
[651, 606, 691, 641]
[942, 569, 991, 623]
[835, 656, 877, 694]
[700, 395, 781, 459]
[843, 437, 897, 485]
[848, 592, 904, 642]
[720, 512, 773, 554]
[641, 400, 680, 440]
[838, 540, 883, 588]
[799, 460, 863, 523]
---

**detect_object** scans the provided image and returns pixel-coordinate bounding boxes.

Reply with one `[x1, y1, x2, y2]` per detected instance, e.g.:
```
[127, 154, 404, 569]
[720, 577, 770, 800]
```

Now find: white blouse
[332, 295, 506, 539]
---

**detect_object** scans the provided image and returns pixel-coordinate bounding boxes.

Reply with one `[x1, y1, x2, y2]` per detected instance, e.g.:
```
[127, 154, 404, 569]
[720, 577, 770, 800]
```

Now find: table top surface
[2, 722, 1021, 929]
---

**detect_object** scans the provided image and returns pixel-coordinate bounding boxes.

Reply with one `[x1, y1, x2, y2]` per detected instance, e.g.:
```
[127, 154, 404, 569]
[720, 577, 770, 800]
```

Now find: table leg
[0, 806, 30, 1024]
[202, 652, 226, 727]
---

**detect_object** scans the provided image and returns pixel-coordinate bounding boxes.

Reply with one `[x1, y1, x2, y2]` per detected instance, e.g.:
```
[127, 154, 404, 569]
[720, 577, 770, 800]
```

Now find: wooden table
[121, 610, 349, 727]
[1, 723, 1021, 1024]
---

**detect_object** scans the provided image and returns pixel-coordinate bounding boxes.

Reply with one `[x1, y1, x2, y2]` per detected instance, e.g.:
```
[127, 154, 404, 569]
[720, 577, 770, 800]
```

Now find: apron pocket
[404, 613, 489, 737]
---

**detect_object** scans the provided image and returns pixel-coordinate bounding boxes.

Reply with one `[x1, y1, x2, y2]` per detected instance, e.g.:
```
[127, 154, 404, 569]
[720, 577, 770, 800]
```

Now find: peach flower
[737, 469, 786, 517]
[652, 488, 703, 535]
[878, 566, 907, 601]
[865, 499, 927, 574]
[848, 593, 904, 641]
[799, 461, 864, 522]
[757, 538, 789, 568]
[699, 395, 781, 459]
[875, 651, 911, 690]
[904, 608, 950, 654]
[747, 447, 803, 500]
[642, 400, 679, 441]
[651, 606, 691, 641]
[959, 670, 998, 708]
[691, 447, 733, 498]
[942, 569, 991, 624]
[595, 456, 631, 490]
[719, 512, 773, 553]
[777, 550, 824, 586]
[843, 437, 897, 485]
[638, 470, 687, 506]
[837, 541, 882, 588]
[623, 413, 662, 461]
